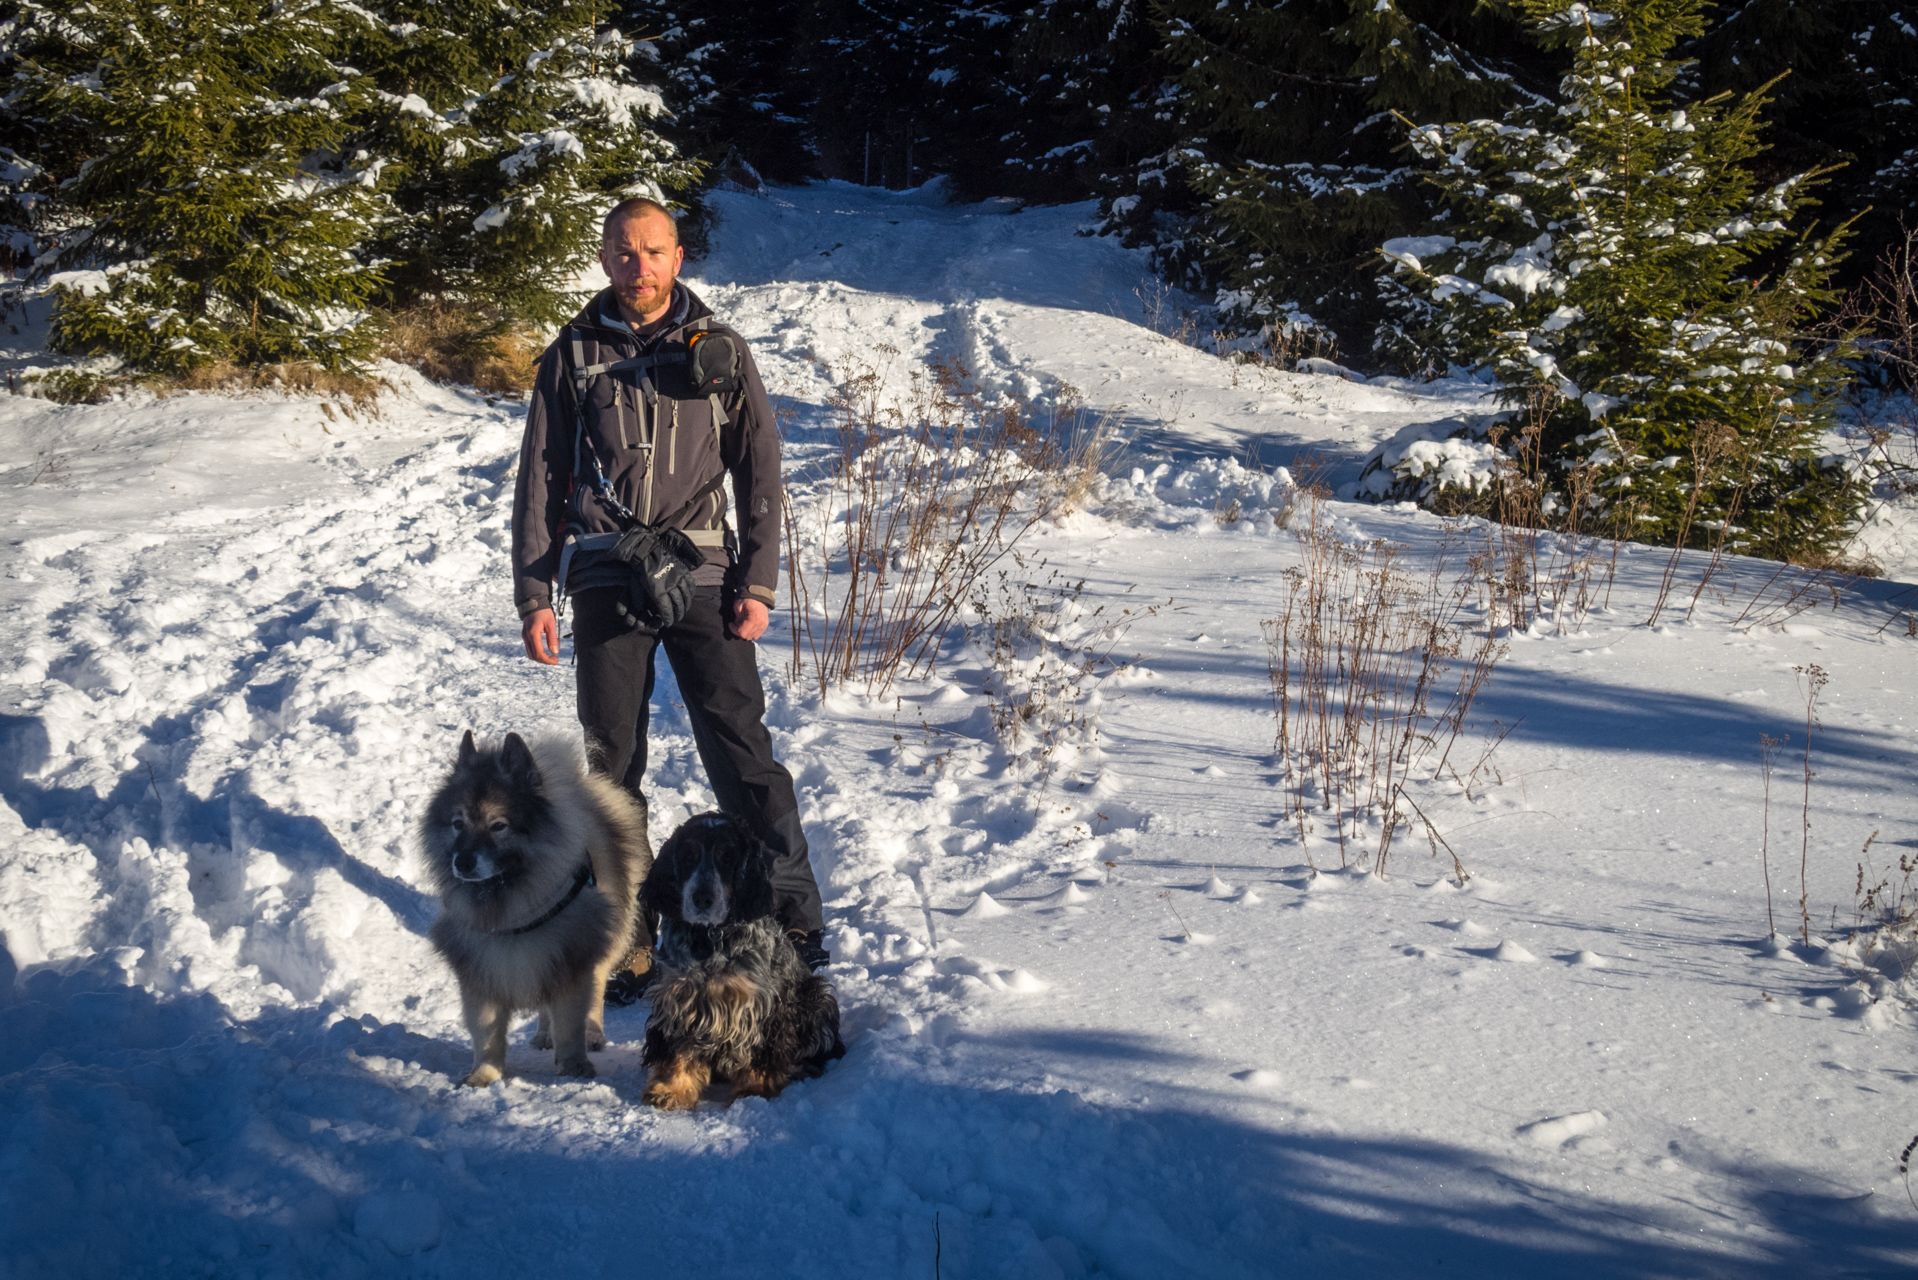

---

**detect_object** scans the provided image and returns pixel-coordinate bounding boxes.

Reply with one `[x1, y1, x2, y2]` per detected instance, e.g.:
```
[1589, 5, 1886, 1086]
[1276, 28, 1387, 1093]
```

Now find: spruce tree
[617, 0, 816, 185]
[1007, 0, 1181, 208]
[1376, 0, 1866, 562]
[1686, 0, 1918, 282]
[344, 1, 703, 325]
[1129, 0, 1548, 341]
[2, 0, 389, 371]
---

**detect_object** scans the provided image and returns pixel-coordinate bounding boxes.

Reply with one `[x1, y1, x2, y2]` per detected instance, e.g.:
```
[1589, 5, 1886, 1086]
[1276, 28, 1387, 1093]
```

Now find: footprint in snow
[1518, 1110, 1607, 1148]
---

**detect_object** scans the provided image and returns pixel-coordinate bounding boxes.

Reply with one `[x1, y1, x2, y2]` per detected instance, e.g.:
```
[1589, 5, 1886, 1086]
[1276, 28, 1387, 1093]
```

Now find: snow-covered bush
[1375, 0, 1868, 563]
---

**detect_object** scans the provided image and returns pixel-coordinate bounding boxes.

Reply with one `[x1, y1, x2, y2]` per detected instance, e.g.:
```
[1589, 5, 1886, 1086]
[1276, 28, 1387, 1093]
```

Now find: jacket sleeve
[725, 336, 784, 607]
[510, 340, 576, 618]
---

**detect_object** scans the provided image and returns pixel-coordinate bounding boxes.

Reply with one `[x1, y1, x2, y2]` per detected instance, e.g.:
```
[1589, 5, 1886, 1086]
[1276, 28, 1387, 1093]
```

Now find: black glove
[610, 525, 705, 631]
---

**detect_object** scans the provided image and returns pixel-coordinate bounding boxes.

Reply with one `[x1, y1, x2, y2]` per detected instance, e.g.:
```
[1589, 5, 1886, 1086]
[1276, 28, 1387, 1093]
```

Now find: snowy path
[4, 183, 1918, 1278]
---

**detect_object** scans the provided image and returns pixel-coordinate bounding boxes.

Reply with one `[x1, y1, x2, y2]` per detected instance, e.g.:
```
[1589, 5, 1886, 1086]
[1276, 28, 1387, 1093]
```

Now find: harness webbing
[484, 863, 596, 937]
[560, 322, 738, 586]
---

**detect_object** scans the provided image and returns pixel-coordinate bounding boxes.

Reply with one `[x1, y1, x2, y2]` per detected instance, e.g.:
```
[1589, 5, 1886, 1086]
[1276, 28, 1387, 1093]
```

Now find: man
[511, 196, 828, 972]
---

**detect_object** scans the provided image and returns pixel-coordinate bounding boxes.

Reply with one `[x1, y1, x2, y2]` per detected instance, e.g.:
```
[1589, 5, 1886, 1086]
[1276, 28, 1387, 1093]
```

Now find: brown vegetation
[377, 303, 542, 394]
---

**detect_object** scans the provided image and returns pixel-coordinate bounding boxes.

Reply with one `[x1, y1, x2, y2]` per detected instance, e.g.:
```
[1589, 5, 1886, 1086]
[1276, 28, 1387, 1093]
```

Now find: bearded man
[510, 197, 828, 974]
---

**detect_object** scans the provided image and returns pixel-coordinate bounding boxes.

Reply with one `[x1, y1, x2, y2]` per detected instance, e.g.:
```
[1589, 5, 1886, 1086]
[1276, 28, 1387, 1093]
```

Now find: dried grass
[783, 351, 1096, 695]
[1263, 489, 1509, 878]
[379, 303, 541, 394]
[158, 360, 389, 414]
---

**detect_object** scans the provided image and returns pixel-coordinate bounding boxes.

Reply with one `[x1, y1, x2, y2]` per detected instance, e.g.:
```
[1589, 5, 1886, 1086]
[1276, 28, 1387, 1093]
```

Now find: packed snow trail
[3, 182, 1917, 1278]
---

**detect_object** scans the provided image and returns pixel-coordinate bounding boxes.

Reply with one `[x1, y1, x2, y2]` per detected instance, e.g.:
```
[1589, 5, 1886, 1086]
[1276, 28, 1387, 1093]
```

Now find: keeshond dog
[421, 731, 652, 1085]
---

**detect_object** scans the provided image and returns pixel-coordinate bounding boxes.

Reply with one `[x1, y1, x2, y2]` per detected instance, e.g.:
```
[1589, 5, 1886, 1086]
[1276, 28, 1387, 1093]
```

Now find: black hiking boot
[788, 928, 831, 972]
[604, 945, 655, 1006]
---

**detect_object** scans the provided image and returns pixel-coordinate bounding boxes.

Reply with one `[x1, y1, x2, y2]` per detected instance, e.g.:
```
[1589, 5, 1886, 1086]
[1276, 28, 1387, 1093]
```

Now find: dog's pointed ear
[500, 733, 541, 790]
[458, 729, 477, 767]
[731, 837, 777, 923]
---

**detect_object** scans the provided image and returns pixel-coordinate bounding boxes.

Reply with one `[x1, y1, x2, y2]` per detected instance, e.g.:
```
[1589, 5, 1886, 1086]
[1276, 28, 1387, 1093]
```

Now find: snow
[4, 179, 1918, 1277]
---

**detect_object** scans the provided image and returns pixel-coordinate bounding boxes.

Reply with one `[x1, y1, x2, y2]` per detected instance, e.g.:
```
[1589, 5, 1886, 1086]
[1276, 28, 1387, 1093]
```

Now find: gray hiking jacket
[511, 284, 782, 618]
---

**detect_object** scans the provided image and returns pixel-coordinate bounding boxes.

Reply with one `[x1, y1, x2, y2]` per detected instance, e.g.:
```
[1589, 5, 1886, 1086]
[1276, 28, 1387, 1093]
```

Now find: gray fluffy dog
[421, 731, 651, 1085]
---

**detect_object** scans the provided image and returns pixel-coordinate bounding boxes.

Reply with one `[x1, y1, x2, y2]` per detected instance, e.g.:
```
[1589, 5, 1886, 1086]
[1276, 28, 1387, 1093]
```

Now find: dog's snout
[452, 850, 477, 877]
[681, 855, 729, 924]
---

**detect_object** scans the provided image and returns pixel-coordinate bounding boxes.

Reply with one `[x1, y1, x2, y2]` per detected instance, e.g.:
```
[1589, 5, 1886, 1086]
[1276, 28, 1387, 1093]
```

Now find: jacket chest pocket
[661, 394, 722, 478]
[582, 374, 639, 453]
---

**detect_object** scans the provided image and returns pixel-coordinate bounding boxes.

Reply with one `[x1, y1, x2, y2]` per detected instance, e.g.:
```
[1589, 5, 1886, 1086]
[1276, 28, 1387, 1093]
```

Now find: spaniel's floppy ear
[638, 847, 681, 923]
[729, 837, 777, 923]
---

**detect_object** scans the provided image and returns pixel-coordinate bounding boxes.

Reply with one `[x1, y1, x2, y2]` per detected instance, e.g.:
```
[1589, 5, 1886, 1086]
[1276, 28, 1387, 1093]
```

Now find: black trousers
[571, 585, 823, 934]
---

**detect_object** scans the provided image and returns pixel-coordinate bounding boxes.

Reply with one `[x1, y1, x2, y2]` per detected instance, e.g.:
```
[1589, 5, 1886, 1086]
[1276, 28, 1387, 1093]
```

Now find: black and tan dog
[639, 812, 844, 1109]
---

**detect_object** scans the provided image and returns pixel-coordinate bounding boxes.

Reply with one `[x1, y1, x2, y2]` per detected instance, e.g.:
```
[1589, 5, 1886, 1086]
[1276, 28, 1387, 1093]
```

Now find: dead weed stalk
[1262, 489, 1509, 878]
[782, 352, 1093, 694]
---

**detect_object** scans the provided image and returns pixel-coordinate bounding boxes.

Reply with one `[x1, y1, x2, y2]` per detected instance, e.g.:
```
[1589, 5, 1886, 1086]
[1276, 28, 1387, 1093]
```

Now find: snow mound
[1443, 918, 1492, 936]
[1490, 940, 1539, 963]
[1202, 874, 1235, 898]
[1567, 950, 1609, 967]
[1519, 1110, 1608, 1148]
[1231, 1068, 1283, 1090]
[1004, 968, 1048, 993]
[962, 891, 1012, 918]
[1041, 882, 1091, 907]
[1235, 889, 1264, 906]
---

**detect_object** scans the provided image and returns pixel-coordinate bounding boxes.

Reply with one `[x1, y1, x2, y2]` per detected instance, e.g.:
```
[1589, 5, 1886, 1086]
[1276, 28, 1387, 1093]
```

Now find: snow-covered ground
[4, 181, 1917, 1278]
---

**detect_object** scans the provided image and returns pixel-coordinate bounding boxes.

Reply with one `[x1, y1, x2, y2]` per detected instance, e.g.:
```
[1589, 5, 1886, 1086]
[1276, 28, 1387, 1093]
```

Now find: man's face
[599, 210, 684, 323]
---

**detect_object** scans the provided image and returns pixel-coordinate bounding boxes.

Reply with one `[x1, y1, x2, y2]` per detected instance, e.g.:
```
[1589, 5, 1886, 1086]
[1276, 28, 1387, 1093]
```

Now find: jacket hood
[565, 283, 715, 340]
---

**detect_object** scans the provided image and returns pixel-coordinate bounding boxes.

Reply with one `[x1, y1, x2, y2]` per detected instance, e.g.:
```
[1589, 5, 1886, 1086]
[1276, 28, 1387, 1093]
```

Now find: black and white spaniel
[638, 812, 844, 1108]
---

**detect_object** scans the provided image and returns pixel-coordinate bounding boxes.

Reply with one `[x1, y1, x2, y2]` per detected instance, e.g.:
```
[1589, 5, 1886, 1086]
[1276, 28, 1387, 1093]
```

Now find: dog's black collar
[485, 863, 595, 936]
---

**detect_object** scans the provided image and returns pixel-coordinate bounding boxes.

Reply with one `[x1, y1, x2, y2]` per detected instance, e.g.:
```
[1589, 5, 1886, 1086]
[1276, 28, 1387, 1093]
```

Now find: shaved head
[603, 197, 679, 246]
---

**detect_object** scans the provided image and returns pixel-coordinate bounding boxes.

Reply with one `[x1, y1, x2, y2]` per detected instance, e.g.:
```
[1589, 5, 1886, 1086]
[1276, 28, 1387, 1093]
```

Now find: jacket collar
[571, 283, 713, 347]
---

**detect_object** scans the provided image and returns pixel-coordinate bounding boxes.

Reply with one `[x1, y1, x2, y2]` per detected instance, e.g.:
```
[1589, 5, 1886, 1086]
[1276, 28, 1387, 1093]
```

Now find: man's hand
[732, 597, 769, 642]
[522, 608, 561, 665]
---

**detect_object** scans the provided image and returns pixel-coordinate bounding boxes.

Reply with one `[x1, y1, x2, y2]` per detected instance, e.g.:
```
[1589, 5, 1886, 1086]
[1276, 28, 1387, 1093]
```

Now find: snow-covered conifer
[1131, 0, 1545, 340]
[1377, 0, 1867, 561]
[1, 0, 389, 371]
[616, 0, 815, 185]
[345, 1, 702, 325]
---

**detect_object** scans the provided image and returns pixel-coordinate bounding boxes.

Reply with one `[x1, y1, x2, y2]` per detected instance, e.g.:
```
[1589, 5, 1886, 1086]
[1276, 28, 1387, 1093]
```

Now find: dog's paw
[555, 1055, 598, 1079]
[462, 1064, 504, 1087]
[530, 1028, 554, 1050]
[585, 1029, 607, 1052]
[728, 1067, 786, 1103]
[642, 1079, 700, 1111]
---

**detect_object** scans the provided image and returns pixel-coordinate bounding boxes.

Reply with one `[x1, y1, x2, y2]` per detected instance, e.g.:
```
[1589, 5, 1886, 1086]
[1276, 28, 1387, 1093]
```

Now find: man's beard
[617, 279, 670, 315]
